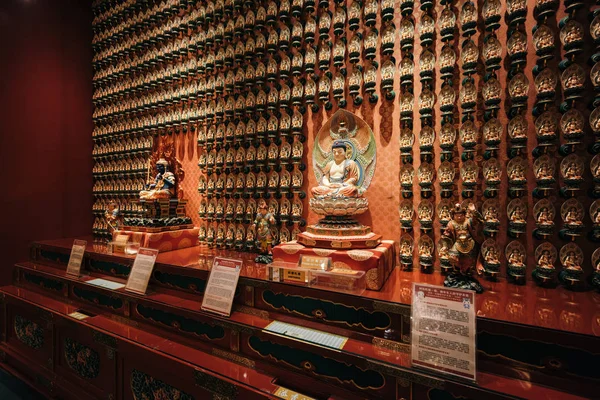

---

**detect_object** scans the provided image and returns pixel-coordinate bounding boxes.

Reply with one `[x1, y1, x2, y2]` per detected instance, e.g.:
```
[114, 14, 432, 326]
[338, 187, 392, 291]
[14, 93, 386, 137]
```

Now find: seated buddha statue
[140, 158, 175, 200]
[311, 140, 362, 199]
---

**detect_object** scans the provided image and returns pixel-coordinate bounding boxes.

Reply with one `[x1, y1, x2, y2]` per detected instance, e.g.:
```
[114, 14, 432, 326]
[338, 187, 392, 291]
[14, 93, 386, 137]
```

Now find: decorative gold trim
[244, 286, 254, 307]
[212, 348, 256, 369]
[110, 314, 139, 328]
[372, 300, 411, 317]
[93, 331, 117, 348]
[248, 337, 386, 390]
[262, 291, 392, 331]
[194, 369, 239, 398]
[476, 329, 596, 373]
[230, 330, 240, 352]
[366, 360, 444, 389]
[213, 319, 253, 335]
[233, 305, 270, 320]
[240, 279, 269, 289]
[372, 337, 410, 353]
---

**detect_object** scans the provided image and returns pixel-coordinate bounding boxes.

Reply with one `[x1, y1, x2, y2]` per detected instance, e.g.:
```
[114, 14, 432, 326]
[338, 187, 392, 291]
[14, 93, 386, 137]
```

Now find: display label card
[283, 268, 307, 283]
[66, 239, 87, 277]
[201, 257, 242, 317]
[115, 234, 129, 244]
[68, 311, 93, 320]
[125, 248, 159, 295]
[265, 320, 348, 350]
[273, 386, 316, 400]
[298, 255, 331, 270]
[411, 283, 477, 382]
[87, 278, 125, 291]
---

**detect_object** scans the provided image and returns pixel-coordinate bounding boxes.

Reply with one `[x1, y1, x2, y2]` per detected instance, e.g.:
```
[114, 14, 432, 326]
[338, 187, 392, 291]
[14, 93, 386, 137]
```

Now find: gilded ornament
[533, 24, 555, 57]
[508, 72, 529, 104]
[439, 8, 456, 41]
[399, 19, 415, 50]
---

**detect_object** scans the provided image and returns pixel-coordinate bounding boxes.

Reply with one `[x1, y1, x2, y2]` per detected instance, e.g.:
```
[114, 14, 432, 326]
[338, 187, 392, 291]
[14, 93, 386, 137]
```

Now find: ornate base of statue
[443, 272, 484, 294]
[298, 198, 382, 249]
[558, 269, 584, 290]
[123, 199, 193, 233]
[532, 268, 556, 287]
[592, 271, 600, 291]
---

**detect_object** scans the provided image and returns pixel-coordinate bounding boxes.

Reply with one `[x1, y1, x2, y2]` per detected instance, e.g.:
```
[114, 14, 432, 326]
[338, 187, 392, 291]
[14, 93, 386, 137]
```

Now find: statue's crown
[452, 203, 466, 215]
[332, 140, 347, 150]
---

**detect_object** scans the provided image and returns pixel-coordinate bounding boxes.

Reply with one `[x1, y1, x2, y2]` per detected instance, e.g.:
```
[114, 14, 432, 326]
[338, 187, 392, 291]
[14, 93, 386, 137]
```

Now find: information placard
[66, 239, 87, 277]
[298, 255, 331, 270]
[411, 283, 476, 382]
[201, 257, 242, 317]
[125, 248, 158, 295]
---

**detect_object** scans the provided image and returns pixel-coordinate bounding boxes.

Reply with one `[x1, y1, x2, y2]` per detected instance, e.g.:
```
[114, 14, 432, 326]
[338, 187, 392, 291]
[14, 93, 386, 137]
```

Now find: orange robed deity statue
[311, 140, 362, 199]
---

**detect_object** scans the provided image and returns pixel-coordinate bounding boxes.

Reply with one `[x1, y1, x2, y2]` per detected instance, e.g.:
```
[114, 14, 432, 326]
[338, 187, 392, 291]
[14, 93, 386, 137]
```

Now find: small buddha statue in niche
[400, 241, 412, 257]
[484, 206, 499, 223]
[536, 207, 553, 226]
[509, 163, 525, 182]
[507, 248, 525, 268]
[536, 162, 554, 181]
[420, 239, 433, 256]
[563, 251, 582, 271]
[311, 140, 361, 198]
[564, 207, 582, 226]
[594, 209, 600, 225]
[510, 206, 526, 224]
[484, 246, 500, 265]
[537, 250, 553, 270]
[140, 159, 175, 200]
[564, 161, 582, 180]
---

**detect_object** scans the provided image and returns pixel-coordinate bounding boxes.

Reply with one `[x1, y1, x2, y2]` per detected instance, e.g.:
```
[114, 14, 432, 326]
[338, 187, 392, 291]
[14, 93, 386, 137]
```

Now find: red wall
[0, 0, 93, 284]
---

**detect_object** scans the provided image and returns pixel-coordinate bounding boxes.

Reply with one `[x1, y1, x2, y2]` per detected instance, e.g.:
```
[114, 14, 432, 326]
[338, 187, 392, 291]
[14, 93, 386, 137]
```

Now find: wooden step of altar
[0, 286, 286, 400]
[8, 260, 591, 400]
[25, 238, 600, 399]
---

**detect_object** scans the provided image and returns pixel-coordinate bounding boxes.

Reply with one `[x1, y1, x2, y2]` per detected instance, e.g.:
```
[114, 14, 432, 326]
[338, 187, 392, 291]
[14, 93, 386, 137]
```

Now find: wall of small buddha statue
[91, 0, 600, 283]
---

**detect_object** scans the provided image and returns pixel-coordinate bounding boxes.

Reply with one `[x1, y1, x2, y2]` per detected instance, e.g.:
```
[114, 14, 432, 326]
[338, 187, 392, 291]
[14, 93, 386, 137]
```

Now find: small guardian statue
[442, 203, 484, 293]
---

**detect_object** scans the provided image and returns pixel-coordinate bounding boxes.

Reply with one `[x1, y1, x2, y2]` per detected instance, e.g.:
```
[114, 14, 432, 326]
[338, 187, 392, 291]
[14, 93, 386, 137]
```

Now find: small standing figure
[105, 202, 123, 232]
[253, 201, 276, 263]
[442, 203, 484, 293]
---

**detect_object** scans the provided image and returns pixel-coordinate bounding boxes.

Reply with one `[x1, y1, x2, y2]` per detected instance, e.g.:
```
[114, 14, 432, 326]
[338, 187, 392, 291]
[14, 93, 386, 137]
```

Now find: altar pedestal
[113, 228, 199, 252]
[272, 240, 396, 290]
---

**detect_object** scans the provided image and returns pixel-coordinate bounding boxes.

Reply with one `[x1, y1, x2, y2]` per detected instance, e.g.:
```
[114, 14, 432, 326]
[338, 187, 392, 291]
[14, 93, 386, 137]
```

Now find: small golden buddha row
[589, 2, 600, 291]
[436, 0, 459, 275]
[199, 218, 301, 250]
[398, 0, 416, 271]
[458, 0, 478, 198]
[480, 0, 527, 280]
[416, 0, 436, 272]
[553, 0, 589, 287]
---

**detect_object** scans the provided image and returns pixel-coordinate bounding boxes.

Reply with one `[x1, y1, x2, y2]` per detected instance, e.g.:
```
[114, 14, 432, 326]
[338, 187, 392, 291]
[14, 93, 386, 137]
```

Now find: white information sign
[411, 283, 477, 382]
[87, 278, 126, 291]
[125, 248, 159, 295]
[201, 257, 242, 317]
[265, 320, 348, 349]
[66, 239, 87, 277]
